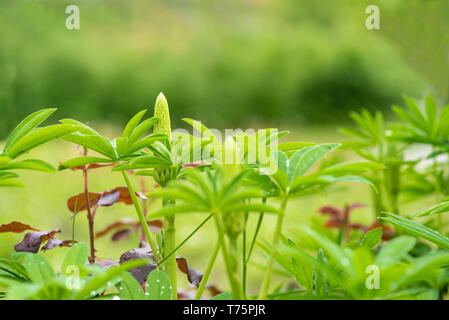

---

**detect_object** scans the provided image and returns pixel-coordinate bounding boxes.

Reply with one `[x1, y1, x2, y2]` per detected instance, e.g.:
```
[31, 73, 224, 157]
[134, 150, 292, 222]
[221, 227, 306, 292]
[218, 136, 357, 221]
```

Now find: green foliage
[0, 109, 77, 188]
[145, 270, 173, 300]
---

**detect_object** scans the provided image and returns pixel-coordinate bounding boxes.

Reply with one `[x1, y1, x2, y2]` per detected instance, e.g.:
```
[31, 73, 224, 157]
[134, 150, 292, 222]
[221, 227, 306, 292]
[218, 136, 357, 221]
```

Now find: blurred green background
[0, 0, 448, 295]
[1, 0, 449, 137]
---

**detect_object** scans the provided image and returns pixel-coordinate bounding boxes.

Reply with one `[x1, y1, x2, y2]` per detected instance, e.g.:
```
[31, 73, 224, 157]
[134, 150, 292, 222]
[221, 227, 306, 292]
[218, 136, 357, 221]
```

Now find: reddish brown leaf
[95, 219, 163, 239]
[97, 190, 120, 207]
[318, 206, 342, 216]
[67, 187, 149, 213]
[148, 220, 163, 232]
[67, 192, 101, 212]
[14, 233, 42, 253]
[111, 229, 132, 242]
[95, 219, 135, 238]
[205, 283, 223, 297]
[14, 229, 61, 253]
[119, 241, 156, 284]
[366, 221, 395, 241]
[176, 257, 203, 287]
[95, 259, 120, 269]
[41, 239, 72, 251]
[0, 221, 39, 233]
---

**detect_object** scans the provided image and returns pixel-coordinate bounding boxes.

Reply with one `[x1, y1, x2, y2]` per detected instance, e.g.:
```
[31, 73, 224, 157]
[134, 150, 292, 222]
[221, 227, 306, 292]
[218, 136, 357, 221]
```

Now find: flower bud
[221, 211, 246, 238]
[154, 165, 181, 187]
[153, 92, 172, 137]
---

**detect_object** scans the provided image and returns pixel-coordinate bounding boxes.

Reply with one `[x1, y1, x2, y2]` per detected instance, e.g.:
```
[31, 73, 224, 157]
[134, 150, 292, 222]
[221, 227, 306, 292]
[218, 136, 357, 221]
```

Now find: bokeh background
[0, 0, 448, 295]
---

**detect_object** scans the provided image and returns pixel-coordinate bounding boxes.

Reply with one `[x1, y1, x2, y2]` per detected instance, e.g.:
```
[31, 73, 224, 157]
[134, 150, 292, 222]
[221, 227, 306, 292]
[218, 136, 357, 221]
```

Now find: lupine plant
[2, 93, 449, 300]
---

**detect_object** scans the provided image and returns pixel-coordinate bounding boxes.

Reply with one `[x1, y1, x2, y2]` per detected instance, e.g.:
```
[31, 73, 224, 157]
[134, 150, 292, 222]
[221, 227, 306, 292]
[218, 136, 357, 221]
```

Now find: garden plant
[2, 93, 449, 300]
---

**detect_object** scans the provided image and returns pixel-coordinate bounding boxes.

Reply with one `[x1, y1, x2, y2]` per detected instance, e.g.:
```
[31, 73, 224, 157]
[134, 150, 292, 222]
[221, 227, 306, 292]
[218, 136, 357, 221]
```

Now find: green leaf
[62, 133, 117, 159]
[0, 258, 30, 281]
[0, 159, 55, 173]
[58, 156, 114, 171]
[61, 243, 88, 275]
[414, 201, 449, 218]
[72, 259, 148, 300]
[0, 179, 25, 188]
[7, 124, 77, 159]
[6, 283, 43, 300]
[277, 142, 315, 153]
[210, 292, 232, 300]
[320, 161, 383, 175]
[112, 155, 171, 171]
[117, 271, 146, 300]
[298, 226, 355, 278]
[146, 270, 172, 300]
[361, 228, 383, 249]
[287, 239, 314, 292]
[288, 143, 340, 182]
[394, 252, 449, 289]
[182, 118, 215, 139]
[379, 213, 449, 250]
[122, 110, 147, 138]
[22, 253, 55, 284]
[3, 108, 57, 153]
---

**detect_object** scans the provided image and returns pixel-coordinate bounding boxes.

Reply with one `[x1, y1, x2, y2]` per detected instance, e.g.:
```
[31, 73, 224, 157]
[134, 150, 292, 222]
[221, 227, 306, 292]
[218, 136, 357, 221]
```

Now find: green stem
[433, 151, 443, 232]
[242, 217, 247, 299]
[246, 198, 266, 262]
[121, 170, 160, 265]
[163, 198, 177, 300]
[158, 214, 213, 266]
[216, 215, 243, 300]
[195, 219, 222, 300]
[258, 197, 287, 300]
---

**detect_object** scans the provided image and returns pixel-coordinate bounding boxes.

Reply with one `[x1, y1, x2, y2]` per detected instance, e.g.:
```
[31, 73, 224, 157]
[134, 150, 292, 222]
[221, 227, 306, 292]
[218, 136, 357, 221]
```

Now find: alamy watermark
[66, 5, 80, 30]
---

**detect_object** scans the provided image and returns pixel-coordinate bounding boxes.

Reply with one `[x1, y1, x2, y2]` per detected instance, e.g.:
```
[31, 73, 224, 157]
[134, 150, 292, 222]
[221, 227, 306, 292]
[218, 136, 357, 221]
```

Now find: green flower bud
[154, 165, 181, 187]
[221, 211, 246, 238]
[153, 92, 172, 136]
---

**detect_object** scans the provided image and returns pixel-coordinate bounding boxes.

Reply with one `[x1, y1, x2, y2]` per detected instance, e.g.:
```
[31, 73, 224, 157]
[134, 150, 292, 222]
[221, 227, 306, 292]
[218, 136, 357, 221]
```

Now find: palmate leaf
[288, 143, 340, 183]
[122, 110, 147, 138]
[289, 174, 376, 195]
[414, 201, 449, 218]
[147, 204, 208, 219]
[19, 253, 55, 284]
[3, 108, 57, 154]
[319, 160, 384, 175]
[379, 212, 449, 250]
[375, 236, 417, 268]
[7, 124, 78, 159]
[58, 156, 114, 170]
[0, 179, 25, 188]
[146, 270, 172, 300]
[72, 259, 149, 300]
[393, 252, 449, 289]
[0, 159, 55, 173]
[61, 243, 89, 275]
[112, 155, 171, 171]
[117, 271, 146, 300]
[361, 228, 383, 249]
[296, 226, 356, 278]
[62, 132, 117, 159]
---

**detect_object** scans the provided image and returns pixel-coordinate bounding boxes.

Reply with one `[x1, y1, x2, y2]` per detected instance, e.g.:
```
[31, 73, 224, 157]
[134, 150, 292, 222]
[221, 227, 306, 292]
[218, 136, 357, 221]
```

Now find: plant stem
[121, 170, 160, 265]
[242, 215, 248, 299]
[163, 198, 177, 300]
[246, 198, 266, 262]
[195, 218, 222, 300]
[158, 214, 213, 266]
[433, 151, 443, 232]
[215, 215, 243, 300]
[258, 197, 287, 300]
[82, 165, 95, 263]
